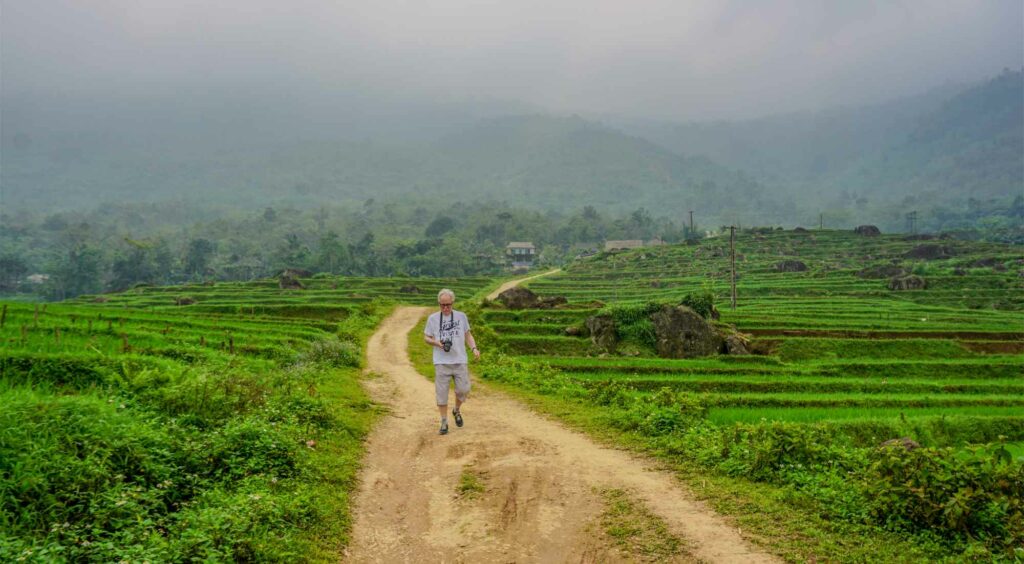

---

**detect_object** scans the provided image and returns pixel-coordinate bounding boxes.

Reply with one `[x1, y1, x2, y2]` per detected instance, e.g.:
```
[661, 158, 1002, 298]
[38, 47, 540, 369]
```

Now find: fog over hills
[3, 70, 1020, 230]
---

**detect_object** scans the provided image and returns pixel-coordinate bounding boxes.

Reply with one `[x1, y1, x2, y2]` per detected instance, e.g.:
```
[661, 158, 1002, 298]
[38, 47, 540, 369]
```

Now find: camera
[442, 339, 452, 352]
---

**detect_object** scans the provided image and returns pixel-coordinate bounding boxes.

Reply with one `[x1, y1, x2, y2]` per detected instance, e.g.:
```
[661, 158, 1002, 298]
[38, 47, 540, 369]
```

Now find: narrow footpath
[344, 305, 779, 563]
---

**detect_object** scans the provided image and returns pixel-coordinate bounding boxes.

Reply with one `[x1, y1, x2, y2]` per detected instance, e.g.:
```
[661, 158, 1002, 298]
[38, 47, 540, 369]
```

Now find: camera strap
[437, 310, 453, 339]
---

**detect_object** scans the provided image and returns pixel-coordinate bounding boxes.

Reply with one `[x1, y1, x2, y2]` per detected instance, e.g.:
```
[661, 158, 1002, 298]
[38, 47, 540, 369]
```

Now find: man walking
[424, 289, 480, 435]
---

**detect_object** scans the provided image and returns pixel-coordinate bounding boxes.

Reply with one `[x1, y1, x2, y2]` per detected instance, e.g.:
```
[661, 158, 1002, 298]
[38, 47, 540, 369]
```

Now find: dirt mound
[904, 244, 955, 260]
[854, 225, 881, 236]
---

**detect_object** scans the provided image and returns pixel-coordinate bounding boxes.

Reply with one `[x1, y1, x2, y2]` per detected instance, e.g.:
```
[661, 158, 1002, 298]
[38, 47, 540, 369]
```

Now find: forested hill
[426, 115, 786, 220]
[1, 114, 789, 224]
[619, 70, 1023, 204]
[847, 69, 1023, 201]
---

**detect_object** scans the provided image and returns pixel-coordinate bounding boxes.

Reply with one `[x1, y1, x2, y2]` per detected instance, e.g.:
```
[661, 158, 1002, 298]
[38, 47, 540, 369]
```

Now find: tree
[0, 253, 28, 292]
[315, 231, 349, 273]
[109, 239, 159, 291]
[48, 244, 103, 300]
[185, 238, 217, 278]
[425, 216, 456, 238]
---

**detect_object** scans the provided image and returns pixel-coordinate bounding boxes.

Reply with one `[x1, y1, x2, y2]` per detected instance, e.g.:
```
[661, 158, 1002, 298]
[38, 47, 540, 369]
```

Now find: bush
[864, 445, 1024, 554]
[301, 338, 360, 368]
[679, 292, 716, 319]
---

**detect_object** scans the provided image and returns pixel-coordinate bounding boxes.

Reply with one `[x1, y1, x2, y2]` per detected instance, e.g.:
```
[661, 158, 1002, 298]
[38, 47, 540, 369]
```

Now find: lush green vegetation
[0, 275, 491, 561]
[474, 229, 1024, 560]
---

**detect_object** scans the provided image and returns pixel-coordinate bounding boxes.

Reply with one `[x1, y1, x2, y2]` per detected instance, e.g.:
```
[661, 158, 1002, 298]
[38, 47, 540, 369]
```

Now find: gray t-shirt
[424, 309, 471, 365]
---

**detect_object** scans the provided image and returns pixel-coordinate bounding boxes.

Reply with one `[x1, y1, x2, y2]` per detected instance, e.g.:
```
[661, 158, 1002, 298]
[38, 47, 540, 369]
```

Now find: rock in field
[497, 287, 539, 309]
[585, 314, 617, 353]
[854, 225, 881, 236]
[888, 275, 927, 291]
[775, 260, 808, 272]
[725, 334, 750, 355]
[904, 244, 955, 260]
[650, 305, 723, 358]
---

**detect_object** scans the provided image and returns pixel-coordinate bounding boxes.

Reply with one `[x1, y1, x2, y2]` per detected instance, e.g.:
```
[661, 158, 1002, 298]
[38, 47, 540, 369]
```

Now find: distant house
[26, 274, 50, 285]
[506, 242, 536, 268]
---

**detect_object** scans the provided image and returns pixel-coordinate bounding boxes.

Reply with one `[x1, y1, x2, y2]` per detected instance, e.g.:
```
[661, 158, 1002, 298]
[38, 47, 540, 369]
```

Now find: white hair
[437, 288, 455, 302]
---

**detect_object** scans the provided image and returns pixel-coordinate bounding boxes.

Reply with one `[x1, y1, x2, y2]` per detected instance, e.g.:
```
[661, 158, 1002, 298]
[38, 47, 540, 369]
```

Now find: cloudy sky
[3, 0, 1021, 125]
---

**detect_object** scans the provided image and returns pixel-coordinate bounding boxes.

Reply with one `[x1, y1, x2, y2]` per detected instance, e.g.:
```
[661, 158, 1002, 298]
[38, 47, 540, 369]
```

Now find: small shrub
[301, 338, 360, 368]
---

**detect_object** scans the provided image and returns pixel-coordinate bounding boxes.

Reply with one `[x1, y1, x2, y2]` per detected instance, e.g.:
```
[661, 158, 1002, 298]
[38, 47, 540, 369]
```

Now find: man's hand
[472, 347, 481, 361]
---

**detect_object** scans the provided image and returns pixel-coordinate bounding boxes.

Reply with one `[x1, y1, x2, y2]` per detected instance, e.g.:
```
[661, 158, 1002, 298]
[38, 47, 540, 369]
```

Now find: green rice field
[475, 229, 1023, 558]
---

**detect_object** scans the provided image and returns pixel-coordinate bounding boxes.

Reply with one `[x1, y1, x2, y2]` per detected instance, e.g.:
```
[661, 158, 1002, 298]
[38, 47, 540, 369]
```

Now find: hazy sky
[3, 0, 1022, 125]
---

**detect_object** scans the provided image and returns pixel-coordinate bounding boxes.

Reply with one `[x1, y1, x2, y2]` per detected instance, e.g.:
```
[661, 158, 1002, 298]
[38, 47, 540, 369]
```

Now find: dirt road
[345, 307, 778, 563]
[486, 269, 561, 301]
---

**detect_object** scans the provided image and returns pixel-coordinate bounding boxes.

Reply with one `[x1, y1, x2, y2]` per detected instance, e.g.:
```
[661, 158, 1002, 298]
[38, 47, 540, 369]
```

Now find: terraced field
[0, 275, 491, 561]
[475, 229, 1023, 558]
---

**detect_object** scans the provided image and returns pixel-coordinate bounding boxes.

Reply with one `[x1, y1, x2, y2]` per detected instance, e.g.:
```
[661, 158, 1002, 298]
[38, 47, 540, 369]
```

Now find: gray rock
[904, 244, 955, 260]
[725, 334, 750, 355]
[585, 314, 617, 353]
[775, 260, 808, 272]
[498, 287, 539, 309]
[888, 275, 927, 291]
[650, 305, 724, 358]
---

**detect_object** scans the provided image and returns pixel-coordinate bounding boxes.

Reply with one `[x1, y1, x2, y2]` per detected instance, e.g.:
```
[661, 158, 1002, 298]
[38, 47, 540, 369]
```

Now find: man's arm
[466, 330, 480, 360]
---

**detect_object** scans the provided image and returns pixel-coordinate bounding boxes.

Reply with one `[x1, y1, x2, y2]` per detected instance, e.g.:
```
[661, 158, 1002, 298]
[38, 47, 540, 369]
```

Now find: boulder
[793, 227, 808, 232]
[279, 273, 305, 290]
[904, 244, 955, 260]
[880, 437, 921, 451]
[497, 287, 539, 309]
[650, 305, 724, 359]
[564, 325, 585, 337]
[854, 225, 881, 236]
[174, 296, 196, 306]
[399, 284, 421, 294]
[538, 296, 568, 309]
[857, 265, 906, 279]
[888, 275, 927, 291]
[775, 260, 808, 272]
[725, 334, 750, 355]
[585, 314, 617, 353]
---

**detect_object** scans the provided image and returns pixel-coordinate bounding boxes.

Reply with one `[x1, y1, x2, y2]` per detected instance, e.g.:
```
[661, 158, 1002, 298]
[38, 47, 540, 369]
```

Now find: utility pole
[905, 210, 918, 234]
[819, 213, 823, 230]
[730, 225, 737, 310]
[688, 210, 694, 236]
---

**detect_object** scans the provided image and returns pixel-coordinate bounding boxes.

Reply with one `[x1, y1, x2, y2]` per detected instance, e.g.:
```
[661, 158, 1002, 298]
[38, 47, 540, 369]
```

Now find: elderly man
[423, 288, 481, 435]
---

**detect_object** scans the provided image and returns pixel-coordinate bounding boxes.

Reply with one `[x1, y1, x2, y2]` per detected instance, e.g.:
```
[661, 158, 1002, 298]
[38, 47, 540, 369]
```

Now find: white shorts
[435, 364, 471, 406]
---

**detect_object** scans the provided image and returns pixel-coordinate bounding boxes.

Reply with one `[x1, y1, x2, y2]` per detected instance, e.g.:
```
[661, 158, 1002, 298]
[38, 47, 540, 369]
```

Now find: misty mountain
[618, 70, 1022, 204]
[2, 112, 787, 225]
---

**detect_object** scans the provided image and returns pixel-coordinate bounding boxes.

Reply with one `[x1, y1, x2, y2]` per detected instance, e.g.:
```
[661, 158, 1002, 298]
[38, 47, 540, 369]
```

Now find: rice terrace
[2, 228, 1021, 562]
